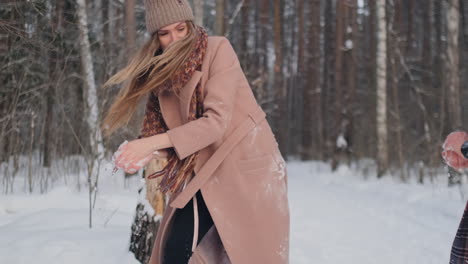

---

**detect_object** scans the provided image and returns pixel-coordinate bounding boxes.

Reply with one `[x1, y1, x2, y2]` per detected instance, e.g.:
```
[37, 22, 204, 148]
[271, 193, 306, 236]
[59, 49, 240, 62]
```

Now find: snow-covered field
[0, 159, 465, 264]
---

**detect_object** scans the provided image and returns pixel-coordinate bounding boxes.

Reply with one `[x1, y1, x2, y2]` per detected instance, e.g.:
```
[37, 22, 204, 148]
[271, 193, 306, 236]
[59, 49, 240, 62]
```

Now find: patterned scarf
[138, 25, 208, 194]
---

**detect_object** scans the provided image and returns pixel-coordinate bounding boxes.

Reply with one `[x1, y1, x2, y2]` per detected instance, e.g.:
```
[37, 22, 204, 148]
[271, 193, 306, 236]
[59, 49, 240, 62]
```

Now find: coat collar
[158, 70, 204, 129]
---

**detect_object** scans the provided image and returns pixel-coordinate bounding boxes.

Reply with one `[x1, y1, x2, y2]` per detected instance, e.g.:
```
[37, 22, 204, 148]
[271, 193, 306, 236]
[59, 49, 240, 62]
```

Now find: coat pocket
[236, 152, 277, 174]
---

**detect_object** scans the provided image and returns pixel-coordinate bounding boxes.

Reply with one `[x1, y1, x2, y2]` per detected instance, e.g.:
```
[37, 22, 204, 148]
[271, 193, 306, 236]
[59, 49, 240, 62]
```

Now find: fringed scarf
[138, 26, 208, 194]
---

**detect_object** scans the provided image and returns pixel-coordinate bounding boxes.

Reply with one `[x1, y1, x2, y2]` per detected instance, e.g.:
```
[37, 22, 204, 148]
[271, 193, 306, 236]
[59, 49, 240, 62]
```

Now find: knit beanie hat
[144, 0, 195, 34]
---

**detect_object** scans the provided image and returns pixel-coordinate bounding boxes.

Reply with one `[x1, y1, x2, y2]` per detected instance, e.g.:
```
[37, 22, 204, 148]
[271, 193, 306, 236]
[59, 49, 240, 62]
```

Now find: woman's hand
[113, 136, 169, 174]
[442, 131, 468, 172]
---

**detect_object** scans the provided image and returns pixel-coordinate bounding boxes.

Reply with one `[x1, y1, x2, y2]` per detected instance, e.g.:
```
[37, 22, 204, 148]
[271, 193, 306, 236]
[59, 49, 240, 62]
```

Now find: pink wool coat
[148, 36, 290, 264]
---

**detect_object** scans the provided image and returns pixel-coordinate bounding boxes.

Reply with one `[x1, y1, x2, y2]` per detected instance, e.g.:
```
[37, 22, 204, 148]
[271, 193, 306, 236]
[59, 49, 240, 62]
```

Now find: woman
[101, 0, 289, 263]
[443, 131, 468, 264]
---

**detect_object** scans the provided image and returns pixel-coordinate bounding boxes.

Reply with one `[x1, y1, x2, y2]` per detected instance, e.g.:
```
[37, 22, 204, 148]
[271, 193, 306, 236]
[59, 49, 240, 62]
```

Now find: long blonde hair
[101, 21, 198, 138]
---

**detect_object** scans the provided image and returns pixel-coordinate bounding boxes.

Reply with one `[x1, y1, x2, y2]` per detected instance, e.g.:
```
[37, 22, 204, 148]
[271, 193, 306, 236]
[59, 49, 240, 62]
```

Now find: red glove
[442, 131, 468, 171]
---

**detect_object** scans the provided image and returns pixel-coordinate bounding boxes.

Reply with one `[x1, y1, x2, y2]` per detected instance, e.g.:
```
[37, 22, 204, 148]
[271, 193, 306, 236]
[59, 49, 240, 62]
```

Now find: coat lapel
[158, 70, 204, 128]
[178, 70, 204, 123]
[158, 90, 183, 129]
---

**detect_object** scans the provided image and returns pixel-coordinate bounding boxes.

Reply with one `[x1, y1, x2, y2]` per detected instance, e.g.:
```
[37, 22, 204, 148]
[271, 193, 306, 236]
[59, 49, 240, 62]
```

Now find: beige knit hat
[144, 0, 195, 34]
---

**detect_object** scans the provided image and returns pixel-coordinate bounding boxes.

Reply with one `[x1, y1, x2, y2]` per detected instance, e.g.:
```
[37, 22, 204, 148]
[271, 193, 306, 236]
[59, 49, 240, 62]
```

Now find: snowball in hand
[112, 140, 128, 163]
[442, 131, 468, 171]
[112, 140, 153, 174]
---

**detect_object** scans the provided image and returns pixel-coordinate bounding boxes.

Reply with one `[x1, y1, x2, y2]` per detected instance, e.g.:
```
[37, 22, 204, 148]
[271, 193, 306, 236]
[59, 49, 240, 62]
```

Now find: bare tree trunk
[301, 0, 323, 161]
[368, 0, 376, 93]
[102, 0, 110, 54]
[256, 0, 269, 101]
[193, 0, 204, 27]
[11, 121, 20, 194]
[389, 0, 406, 181]
[376, 0, 388, 177]
[322, 0, 334, 161]
[113, 1, 123, 62]
[101, 0, 111, 78]
[347, 0, 358, 165]
[28, 112, 36, 193]
[125, 0, 136, 55]
[240, 0, 250, 72]
[435, 0, 446, 166]
[285, 0, 298, 157]
[43, 75, 54, 168]
[43, 0, 64, 169]
[298, 0, 306, 159]
[422, 0, 438, 181]
[334, 0, 344, 135]
[314, 0, 324, 161]
[43, 23, 58, 168]
[405, 0, 414, 55]
[76, 0, 106, 228]
[273, 0, 286, 156]
[215, 0, 225, 35]
[446, 0, 462, 130]
[297, 0, 304, 100]
[332, 0, 346, 170]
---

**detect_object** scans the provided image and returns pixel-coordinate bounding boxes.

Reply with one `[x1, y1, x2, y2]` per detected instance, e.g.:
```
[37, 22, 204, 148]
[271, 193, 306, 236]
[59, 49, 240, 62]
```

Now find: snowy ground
[0, 159, 466, 264]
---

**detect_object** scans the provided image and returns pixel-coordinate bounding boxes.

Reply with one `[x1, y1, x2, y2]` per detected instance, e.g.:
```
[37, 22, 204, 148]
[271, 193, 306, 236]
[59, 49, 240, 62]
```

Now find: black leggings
[163, 190, 214, 264]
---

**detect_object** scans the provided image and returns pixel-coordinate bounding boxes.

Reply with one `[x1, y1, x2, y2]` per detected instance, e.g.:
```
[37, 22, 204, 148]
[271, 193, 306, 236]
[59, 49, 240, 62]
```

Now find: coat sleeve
[166, 37, 242, 160]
